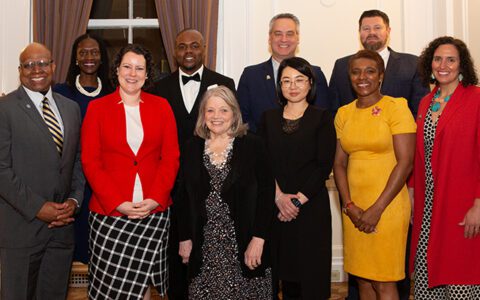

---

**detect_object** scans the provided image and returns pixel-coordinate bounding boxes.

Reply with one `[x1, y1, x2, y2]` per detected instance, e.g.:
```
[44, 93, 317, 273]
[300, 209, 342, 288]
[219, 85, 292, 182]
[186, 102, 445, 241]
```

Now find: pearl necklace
[204, 137, 234, 168]
[430, 89, 451, 112]
[75, 75, 102, 97]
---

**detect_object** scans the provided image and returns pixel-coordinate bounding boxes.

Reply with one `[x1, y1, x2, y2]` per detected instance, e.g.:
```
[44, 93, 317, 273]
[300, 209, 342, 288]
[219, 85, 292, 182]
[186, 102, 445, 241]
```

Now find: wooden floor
[67, 282, 349, 299]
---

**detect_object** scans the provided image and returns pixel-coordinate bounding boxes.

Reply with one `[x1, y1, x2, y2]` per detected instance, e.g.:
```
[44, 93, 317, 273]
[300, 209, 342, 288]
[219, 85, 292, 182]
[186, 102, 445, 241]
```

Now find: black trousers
[167, 206, 189, 300]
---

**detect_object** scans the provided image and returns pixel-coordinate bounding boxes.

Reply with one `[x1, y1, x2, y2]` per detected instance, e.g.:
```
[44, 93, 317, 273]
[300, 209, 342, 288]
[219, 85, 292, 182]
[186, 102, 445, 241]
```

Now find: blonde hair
[194, 86, 248, 139]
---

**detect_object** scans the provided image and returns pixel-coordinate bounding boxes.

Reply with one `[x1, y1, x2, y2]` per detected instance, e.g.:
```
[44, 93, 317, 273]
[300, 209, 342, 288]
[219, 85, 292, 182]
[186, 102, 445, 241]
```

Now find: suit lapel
[15, 87, 60, 154]
[382, 49, 399, 92]
[263, 59, 278, 106]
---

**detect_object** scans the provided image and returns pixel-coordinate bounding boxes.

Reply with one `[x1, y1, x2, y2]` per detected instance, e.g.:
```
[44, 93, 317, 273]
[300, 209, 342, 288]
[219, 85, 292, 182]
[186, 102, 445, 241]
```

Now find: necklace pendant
[431, 102, 441, 112]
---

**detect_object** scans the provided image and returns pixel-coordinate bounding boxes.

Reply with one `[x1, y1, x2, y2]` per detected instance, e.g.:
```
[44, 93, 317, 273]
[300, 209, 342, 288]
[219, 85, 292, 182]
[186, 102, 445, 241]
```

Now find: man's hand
[37, 200, 76, 228]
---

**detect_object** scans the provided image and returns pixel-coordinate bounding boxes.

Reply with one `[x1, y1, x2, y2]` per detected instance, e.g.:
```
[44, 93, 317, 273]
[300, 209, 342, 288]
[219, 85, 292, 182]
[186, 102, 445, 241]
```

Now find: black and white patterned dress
[414, 109, 480, 299]
[188, 141, 272, 299]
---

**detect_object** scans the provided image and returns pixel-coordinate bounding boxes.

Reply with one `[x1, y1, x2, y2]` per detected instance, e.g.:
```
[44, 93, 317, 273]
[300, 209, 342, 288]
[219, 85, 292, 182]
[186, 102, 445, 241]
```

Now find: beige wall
[0, 0, 30, 94]
[1, 0, 479, 281]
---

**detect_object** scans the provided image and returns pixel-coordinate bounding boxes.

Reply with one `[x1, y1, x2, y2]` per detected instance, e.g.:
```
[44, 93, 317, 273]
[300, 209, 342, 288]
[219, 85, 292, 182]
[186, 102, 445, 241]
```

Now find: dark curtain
[154, 0, 219, 71]
[33, 0, 93, 83]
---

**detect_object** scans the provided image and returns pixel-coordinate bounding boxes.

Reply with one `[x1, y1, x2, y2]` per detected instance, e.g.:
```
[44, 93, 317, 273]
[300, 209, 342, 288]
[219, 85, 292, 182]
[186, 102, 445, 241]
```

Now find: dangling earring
[458, 73, 464, 82]
[76, 60, 79, 66]
[430, 73, 435, 80]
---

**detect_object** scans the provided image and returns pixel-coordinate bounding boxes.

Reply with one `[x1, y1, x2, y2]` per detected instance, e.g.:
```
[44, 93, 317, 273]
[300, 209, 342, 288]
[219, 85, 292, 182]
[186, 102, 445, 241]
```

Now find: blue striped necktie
[42, 97, 63, 155]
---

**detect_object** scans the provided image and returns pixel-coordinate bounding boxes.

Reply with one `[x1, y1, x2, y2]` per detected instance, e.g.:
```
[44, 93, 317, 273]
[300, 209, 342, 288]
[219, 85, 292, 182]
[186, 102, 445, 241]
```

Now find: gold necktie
[42, 97, 63, 154]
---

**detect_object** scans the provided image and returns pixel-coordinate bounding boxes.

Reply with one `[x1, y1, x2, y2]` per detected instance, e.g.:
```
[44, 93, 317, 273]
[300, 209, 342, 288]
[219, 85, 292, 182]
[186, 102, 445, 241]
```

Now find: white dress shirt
[178, 65, 204, 113]
[23, 86, 64, 133]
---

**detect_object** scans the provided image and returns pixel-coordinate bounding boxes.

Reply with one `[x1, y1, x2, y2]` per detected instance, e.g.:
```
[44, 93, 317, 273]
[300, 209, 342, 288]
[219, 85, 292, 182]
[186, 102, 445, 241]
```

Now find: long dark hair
[418, 36, 478, 87]
[65, 33, 112, 91]
[276, 57, 317, 106]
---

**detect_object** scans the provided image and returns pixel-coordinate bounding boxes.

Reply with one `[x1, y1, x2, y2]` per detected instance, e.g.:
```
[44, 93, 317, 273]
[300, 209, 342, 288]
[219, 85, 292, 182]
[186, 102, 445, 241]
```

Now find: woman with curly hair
[411, 36, 480, 299]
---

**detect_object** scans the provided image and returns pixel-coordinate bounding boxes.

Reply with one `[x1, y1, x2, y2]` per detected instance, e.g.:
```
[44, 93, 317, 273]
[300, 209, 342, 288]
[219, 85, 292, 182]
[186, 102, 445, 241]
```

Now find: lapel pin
[418, 114, 422, 119]
[266, 75, 271, 80]
[26, 104, 31, 109]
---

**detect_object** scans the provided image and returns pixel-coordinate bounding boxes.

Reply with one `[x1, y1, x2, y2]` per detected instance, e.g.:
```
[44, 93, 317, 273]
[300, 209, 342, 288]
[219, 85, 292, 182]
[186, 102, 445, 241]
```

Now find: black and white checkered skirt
[88, 209, 170, 299]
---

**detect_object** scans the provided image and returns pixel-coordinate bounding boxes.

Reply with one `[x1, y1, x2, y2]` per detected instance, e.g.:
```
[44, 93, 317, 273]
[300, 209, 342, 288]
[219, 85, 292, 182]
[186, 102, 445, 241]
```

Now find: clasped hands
[275, 192, 306, 222]
[116, 198, 159, 219]
[36, 198, 78, 228]
[346, 203, 383, 234]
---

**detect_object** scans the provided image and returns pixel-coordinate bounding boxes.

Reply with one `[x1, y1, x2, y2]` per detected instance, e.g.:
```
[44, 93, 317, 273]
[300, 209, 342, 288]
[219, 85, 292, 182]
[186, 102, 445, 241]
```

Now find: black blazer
[177, 134, 275, 279]
[151, 67, 236, 150]
[328, 48, 430, 116]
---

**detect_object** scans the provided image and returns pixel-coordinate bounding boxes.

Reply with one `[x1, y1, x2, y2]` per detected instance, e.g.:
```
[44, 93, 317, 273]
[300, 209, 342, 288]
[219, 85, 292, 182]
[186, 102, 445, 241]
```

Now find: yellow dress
[334, 96, 416, 281]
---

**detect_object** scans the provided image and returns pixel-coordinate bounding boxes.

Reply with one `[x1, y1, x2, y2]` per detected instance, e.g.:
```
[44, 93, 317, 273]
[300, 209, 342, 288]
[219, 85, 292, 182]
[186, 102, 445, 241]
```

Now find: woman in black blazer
[177, 86, 275, 299]
[259, 57, 336, 299]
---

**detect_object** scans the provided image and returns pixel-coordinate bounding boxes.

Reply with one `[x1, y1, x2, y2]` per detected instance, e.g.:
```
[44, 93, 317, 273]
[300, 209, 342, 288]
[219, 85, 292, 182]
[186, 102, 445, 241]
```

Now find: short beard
[363, 41, 384, 52]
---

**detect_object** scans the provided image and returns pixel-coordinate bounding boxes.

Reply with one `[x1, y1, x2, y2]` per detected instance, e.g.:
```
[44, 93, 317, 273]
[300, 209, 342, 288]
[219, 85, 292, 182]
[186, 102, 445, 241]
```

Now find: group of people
[0, 8, 479, 300]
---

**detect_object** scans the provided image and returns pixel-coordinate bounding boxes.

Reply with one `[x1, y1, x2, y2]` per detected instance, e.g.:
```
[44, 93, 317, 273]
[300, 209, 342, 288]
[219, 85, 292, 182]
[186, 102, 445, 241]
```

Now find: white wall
[0, 0, 31, 94]
[1, 0, 479, 281]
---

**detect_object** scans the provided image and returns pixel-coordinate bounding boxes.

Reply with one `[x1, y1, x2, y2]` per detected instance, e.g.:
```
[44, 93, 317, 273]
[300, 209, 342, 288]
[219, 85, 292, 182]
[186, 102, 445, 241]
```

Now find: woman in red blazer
[81, 44, 179, 300]
[411, 36, 480, 299]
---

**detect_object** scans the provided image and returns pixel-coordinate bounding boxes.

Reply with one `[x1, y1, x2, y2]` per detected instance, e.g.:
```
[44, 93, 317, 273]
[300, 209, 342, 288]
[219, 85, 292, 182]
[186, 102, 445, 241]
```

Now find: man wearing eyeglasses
[237, 13, 330, 133]
[0, 42, 84, 299]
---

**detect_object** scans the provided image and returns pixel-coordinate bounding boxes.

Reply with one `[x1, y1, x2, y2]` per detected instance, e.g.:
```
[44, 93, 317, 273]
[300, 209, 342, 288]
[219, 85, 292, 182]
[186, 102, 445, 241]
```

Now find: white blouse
[124, 104, 144, 203]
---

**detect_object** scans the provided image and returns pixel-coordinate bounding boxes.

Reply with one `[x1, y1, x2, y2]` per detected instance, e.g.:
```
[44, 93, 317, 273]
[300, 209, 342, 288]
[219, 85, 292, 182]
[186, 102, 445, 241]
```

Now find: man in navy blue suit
[329, 9, 429, 300]
[237, 13, 330, 132]
[329, 10, 429, 117]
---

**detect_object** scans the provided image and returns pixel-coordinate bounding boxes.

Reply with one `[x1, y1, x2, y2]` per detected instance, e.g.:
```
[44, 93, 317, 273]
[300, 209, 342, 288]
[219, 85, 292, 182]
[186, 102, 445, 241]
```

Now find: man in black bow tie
[151, 28, 235, 300]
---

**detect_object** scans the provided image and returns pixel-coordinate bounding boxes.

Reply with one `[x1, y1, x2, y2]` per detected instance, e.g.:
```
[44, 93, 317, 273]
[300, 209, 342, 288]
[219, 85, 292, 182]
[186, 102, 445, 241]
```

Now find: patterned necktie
[42, 97, 63, 154]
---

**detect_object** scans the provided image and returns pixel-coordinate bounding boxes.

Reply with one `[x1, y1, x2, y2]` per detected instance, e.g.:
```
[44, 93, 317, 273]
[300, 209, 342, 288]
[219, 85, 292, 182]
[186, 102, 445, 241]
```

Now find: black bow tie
[182, 73, 201, 85]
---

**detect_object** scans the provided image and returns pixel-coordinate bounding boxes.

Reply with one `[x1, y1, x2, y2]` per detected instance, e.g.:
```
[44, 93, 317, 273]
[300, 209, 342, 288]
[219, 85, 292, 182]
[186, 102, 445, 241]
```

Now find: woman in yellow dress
[333, 50, 416, 299]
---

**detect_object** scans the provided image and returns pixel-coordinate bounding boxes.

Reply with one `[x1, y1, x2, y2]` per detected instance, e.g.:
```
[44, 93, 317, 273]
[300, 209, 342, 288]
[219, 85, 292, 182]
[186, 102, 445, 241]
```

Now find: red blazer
[410, 84, 480, 286]
[81, 89, 179, 216]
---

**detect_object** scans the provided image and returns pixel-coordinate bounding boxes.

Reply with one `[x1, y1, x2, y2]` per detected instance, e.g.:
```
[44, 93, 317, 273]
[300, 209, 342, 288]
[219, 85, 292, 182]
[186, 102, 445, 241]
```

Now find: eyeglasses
[20, 60, 54, 70]
[280, 77, 309, 88]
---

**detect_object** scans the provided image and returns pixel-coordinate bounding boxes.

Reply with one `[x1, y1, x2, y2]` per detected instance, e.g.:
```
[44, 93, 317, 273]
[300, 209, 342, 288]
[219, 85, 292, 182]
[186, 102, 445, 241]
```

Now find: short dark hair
[65, 33, 112, 91]
[276, 57, 316, 106]
[418, 36, 478, 87]
[111, 44, 155, 90]
[358, 10, 390, 29]
[348, 49, 385, 75]
[269, 13, 300, 34]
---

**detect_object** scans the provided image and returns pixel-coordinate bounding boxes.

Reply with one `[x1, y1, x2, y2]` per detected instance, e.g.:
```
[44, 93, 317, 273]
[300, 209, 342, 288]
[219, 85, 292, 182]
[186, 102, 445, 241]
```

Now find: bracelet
[291, 198, 302, 208]
[342, 201, 354, 214]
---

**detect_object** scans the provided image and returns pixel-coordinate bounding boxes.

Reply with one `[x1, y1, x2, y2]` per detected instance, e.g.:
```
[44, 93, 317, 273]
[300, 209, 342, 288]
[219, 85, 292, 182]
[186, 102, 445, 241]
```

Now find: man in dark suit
[152, 28, 235, 300]
[329, 10, 429, 300]
[0, 43, 84, 299]
[237, 13, 330, 132]
[329, 9, 429, 117]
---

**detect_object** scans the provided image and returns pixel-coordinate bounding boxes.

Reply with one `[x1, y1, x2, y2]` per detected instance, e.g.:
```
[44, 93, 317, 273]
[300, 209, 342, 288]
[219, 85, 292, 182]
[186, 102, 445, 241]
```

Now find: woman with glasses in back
[259, 57, 336, 299]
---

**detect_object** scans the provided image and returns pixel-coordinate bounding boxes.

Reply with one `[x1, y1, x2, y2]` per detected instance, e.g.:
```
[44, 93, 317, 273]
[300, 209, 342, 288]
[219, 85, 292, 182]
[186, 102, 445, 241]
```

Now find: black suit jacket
[237, 58, 330, 132]
[151, 67, 236, 150]
[0, 86, 84, 248]
[329, 48, 430, 116]
[177, 134, 275, 279]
